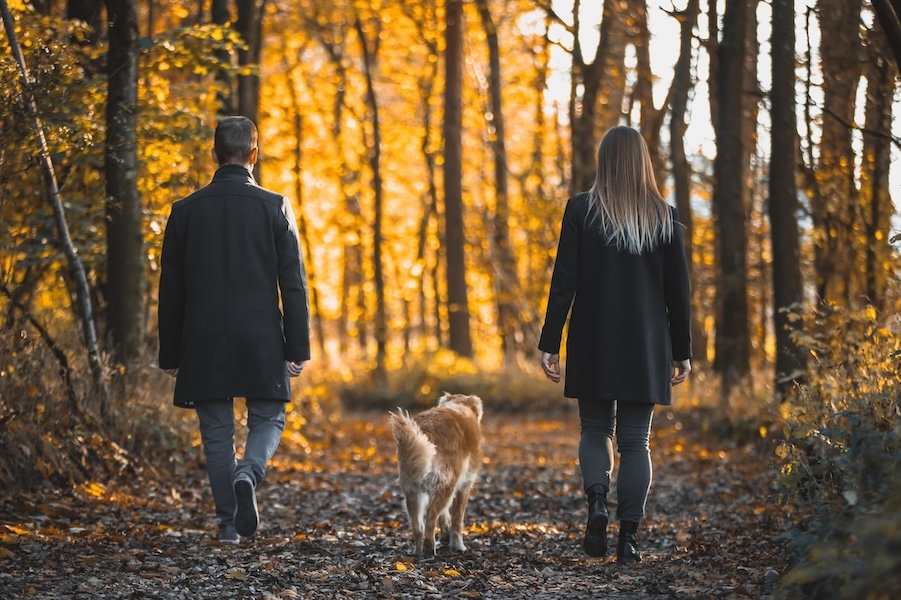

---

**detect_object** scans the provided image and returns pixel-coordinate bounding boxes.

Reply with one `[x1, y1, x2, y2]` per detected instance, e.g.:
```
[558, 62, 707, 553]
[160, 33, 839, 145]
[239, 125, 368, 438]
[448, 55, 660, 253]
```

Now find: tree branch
[0, 284, 79, 412]
[809, 96, 901, 151]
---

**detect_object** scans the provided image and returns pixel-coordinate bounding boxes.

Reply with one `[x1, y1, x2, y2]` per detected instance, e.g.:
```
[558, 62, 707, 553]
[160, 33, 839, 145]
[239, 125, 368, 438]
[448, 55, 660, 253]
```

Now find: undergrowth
[774, 305, 901, 599]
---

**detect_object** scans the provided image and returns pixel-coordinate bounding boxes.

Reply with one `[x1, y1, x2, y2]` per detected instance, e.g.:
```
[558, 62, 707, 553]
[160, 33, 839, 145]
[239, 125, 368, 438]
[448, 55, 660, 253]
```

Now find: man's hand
[541, 352, 561, 383]
[286, 360, 307, 378]
[164, 368, 178, 377]
[671, 359, 691, 386]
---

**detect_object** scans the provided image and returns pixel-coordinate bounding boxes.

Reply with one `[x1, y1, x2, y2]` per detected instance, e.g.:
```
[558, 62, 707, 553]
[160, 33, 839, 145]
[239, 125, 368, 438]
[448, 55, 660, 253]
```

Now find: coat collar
[211, 164, 257, 186]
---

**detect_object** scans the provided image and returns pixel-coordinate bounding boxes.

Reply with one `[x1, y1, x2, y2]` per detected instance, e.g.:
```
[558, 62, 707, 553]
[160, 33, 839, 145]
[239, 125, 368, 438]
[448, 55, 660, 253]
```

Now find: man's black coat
[158, 164, 310, 408]
[538, 192, 691, 405]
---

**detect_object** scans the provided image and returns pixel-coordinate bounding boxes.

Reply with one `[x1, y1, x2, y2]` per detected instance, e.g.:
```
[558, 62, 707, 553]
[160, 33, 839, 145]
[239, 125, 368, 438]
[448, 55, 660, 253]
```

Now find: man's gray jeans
[195, 397, 287, 528]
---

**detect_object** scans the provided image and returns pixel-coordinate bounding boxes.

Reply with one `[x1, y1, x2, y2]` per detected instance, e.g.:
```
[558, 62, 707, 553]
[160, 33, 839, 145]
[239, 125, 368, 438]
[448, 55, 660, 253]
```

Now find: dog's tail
[389, 408, 436, 482]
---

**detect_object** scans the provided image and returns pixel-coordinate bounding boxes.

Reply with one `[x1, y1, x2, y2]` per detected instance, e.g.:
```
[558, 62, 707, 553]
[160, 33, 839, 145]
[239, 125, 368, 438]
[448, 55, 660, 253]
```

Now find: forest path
[0, 406, 792, 599]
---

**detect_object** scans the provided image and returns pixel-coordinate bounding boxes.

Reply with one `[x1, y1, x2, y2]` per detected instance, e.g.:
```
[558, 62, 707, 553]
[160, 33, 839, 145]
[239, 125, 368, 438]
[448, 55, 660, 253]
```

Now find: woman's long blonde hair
[587, 126, 673, 254]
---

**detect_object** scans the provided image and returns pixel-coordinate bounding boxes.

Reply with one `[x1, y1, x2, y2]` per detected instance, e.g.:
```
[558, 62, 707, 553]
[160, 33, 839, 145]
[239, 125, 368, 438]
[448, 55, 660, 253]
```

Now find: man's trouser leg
[235, 398, 287, 486]
[196, 398, 237, 527]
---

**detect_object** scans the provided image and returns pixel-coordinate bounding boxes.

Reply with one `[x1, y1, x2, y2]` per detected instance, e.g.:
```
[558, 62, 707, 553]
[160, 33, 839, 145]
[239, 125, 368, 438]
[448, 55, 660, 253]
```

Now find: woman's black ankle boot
[616, 520, 641, 564]
[582, 484, 609, 557]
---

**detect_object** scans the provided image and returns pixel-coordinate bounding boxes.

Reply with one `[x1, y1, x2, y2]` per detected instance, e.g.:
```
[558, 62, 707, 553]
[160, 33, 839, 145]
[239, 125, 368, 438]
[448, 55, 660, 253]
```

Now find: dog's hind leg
[447, 481, 474, 552]
[423, 485, 455, 558]
[405, 493, 426, 557]
[438, 510, 450, 544]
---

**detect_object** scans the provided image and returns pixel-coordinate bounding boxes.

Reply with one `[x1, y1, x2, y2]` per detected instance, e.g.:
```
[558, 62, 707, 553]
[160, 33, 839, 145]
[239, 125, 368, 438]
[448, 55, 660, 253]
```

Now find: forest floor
[0, 405, 797, 599]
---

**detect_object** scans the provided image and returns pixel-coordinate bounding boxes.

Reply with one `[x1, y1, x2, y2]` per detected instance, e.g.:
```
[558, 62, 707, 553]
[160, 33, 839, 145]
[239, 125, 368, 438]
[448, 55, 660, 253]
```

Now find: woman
[538, 126, 692, 564]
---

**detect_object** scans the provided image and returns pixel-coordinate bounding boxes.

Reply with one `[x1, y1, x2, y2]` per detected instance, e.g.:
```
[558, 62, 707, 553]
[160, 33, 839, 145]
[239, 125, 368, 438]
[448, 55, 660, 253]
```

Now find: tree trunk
[629, 0, 667, 185]
[236, 0, 264, 182]
[707, 0, 719, 140]
[815, 0, 863, 306]
[741, 0, 761, 223]
[871, 0, 901, 69]
[712, 0, 751, 396]
[1, 0, 110, 407]
[443, 0, 473, 358]
[211, 0, 234, 115]
[768, 0, 806, 399]
[354, 15, 388, 385]
[287, 73, 327, 362]
[668, 0, 704, 362]
[595, 0, 629, 136]
[104, 0, 145, 370]
[67, 0, 103, 44]
[314, 27, 368, 359]
[567, 0, 629, 195]
[417, 92, 442, 351]
[862, 22, 897, 312]
[475, 0, 520, 363]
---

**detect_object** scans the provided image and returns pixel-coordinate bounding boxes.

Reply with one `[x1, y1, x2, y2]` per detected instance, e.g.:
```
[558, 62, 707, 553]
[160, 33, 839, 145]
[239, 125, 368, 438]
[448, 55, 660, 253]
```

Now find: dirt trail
[0, 407, 791, 599]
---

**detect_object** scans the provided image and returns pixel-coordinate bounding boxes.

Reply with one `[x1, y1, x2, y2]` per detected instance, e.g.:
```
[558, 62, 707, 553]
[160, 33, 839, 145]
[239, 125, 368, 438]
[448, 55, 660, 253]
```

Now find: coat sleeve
[538, 196, 581, 354]
[664, 207, 692, 360]
[158, 206, 185, 369]
[275, 197, 311, 362]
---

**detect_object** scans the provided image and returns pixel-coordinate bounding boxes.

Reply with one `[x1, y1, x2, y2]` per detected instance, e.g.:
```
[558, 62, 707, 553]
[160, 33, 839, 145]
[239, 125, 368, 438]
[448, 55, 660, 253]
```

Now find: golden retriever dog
[389, 393, 483, 558]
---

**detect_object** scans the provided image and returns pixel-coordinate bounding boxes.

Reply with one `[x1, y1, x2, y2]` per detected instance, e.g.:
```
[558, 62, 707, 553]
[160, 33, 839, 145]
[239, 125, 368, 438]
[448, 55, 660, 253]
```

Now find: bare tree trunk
[354, 15, 388, 385]
[712, 0, 751, 397]
[443, 0, 473, 358]
[595, 0, 628, 136]
[768, 0, 806, 399]
[31, 0, 53, 14]
[519, 22, 553, 356]
[104, 0, 145, 371]
[815, 0, 863, 306]
[67, 0, 103, 44]
[313, 25, 367, 359]
[286, 71, 327, 362]
[629, 0, 667, 185]
[741, 0, 761, 222]
[706, 0, 719, 140]
[0, 0, 110, 406]
[417, 72, 442, 350]
[236, 0, 264, 182]
[862, 21, 897, 312]
[668, 0, 704, 362]
[211, 0, 234, 115]
[475, 0, 520, 363]
[565, 0, 629, 195]
[871, 0, 901, 69]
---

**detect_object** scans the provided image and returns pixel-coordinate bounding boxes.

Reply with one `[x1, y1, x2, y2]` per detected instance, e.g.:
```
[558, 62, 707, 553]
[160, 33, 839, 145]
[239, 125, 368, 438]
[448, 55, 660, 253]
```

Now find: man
[158, 116, 311, 544]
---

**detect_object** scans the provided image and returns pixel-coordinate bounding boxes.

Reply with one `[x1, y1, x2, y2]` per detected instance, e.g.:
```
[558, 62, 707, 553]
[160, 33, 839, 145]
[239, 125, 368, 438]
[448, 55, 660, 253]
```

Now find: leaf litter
[0, 407, 792, 599]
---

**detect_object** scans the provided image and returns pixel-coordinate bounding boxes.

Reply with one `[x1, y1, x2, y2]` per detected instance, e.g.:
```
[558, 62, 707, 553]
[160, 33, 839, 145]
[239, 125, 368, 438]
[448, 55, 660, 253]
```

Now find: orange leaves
[80, 481, 107, 499]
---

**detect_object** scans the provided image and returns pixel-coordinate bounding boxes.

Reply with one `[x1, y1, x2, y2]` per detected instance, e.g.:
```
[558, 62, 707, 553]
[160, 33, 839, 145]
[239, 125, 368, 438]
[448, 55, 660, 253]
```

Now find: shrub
[775, 306, 901, 598]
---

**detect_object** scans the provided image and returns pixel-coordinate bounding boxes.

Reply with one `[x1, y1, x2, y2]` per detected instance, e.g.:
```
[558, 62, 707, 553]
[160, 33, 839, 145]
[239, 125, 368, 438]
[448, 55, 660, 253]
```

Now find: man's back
[158, 164, 310, 407]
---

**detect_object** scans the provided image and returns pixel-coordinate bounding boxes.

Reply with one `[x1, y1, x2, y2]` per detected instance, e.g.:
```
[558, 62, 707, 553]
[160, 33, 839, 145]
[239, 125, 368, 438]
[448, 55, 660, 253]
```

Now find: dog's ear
[468, 395, 484, 421]
[437, 393, 448, 406]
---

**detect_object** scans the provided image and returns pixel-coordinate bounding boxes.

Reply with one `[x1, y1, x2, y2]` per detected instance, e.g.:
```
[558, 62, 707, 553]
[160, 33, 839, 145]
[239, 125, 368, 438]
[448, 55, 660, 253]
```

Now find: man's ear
[248, 146, 258, 166]
[210, 147, 219, 164]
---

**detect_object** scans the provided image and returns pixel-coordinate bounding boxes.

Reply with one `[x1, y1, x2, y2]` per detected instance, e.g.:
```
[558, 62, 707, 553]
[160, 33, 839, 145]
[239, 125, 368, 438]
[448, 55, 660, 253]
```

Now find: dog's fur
[389, 394, 483, 558]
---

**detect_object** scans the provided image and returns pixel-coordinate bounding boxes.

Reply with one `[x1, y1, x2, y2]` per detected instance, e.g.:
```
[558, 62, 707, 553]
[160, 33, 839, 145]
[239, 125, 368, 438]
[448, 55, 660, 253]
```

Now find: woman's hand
[286, 360, 307, 378]
[541, 352, 561, 383]
[671, 359, 691, 386]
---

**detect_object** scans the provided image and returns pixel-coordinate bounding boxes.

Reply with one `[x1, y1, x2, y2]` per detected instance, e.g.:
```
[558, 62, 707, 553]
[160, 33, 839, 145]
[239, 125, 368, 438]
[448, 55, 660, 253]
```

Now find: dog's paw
[448, 533, 467, 553]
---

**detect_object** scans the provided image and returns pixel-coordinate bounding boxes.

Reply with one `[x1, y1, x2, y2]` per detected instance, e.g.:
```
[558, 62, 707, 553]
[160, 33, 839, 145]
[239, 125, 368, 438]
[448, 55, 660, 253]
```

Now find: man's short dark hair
[214, 116, 258, 164]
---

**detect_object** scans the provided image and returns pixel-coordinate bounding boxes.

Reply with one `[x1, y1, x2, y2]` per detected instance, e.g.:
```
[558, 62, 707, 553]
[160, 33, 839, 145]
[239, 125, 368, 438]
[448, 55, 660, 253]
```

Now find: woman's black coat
[538, 192, 691, 405]
[158, 165, 311, 408]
